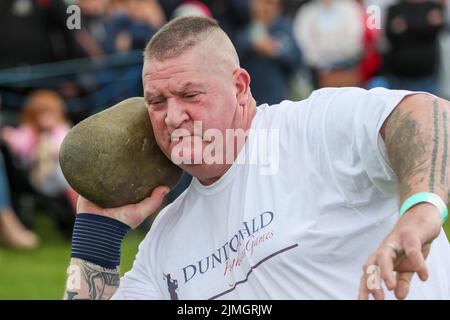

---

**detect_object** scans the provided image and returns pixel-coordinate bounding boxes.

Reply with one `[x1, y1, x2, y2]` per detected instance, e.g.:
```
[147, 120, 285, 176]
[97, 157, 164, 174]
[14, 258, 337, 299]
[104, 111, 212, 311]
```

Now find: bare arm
[381, 94, 450, 203]
[63, 187, 169, 300]
[359, 94, 450, 300]
[64, 258, 120, 300]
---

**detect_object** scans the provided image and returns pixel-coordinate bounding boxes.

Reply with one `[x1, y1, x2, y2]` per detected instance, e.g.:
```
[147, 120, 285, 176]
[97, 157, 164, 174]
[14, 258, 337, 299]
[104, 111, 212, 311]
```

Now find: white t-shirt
[112, 87, 450, 300]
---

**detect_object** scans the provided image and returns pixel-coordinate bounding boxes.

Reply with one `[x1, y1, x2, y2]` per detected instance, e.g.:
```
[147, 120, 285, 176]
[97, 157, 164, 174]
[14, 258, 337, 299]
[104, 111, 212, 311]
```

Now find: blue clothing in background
[0, 152, 12, 210]
[102, 12, 159, 54]
[236, 17, 301, 105]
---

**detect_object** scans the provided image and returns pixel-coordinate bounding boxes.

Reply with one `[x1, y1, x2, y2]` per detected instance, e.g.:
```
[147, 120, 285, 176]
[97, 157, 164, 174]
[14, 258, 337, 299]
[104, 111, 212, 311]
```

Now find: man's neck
[198, 98, 258, 186]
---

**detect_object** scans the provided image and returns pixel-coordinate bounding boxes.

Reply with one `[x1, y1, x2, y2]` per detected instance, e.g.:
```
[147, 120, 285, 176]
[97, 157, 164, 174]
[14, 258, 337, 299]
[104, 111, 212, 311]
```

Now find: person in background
[0, 0, 76, 69]
[293, 0, 364, 88]
[236, 0, 301, 105]
[170, 0, 213, 19]
[438, 0, 450, 98]
[363, 0, 397, 36]
[89, 0, 166, 108]
[161, 0, 251, 41]
[104, 0, 166, 54]
[203, 0, 251, 42]
[385, 0, 445, 94]
[2, 90, 77, 237]
[75, 0, 109, 58]
[447, 0, 450, 22]
[76, 0, 166, 54]
[0, 151, 39, 249]
[356, 0, 383, 87]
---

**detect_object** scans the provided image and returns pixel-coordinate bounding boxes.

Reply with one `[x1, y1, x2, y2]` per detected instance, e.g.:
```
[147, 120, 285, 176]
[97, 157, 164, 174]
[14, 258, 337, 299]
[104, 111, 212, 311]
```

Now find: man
[64, 16, 450, 300]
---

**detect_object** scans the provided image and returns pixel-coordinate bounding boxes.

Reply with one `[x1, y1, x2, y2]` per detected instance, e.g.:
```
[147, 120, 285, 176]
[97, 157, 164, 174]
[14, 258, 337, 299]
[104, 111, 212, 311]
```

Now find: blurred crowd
[0, 0, 449, 250]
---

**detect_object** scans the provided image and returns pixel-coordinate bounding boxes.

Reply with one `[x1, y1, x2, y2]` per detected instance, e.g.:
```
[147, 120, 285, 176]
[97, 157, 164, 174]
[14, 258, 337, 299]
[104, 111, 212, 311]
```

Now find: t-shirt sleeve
[314, 87, 416, 205]
[111, 233, 162, 300]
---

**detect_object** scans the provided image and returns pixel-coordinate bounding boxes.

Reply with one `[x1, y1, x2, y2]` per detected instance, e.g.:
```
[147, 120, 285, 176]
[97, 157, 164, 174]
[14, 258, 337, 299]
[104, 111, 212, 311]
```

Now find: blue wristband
[71, 214, 130, 269]
[399, 192, 448, 223]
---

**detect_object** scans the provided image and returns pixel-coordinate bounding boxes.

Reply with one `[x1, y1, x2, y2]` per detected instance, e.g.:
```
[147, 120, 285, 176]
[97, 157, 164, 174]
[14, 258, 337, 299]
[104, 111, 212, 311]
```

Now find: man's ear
[234, 68, 251, 107]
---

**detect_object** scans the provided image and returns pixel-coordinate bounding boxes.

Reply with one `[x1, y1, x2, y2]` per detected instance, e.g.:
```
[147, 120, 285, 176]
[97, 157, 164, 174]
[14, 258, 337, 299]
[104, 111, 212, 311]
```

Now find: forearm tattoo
[64, 258, 120, 300]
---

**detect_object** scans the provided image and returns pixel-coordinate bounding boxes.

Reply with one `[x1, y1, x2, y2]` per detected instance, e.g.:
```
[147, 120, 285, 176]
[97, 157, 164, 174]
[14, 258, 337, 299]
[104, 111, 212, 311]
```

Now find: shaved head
[198, 29, 240, 74]
[143, 16, 240, 74]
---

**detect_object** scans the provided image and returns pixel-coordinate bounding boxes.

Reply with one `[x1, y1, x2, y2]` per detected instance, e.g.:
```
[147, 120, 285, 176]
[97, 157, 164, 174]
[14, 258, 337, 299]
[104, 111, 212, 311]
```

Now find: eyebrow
[144, 92, 164, 102]
[145, 82, 206, 101]
[178, 82, 205, 93]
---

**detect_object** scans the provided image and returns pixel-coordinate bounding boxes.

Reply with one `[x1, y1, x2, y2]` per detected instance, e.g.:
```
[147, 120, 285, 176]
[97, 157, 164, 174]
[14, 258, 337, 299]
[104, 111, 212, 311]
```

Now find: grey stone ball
[59, 97, 182, 208]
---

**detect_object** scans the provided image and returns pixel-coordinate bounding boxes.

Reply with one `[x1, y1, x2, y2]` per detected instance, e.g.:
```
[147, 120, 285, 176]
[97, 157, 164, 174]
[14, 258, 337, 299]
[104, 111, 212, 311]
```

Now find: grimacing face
[142, 45, 251, 183]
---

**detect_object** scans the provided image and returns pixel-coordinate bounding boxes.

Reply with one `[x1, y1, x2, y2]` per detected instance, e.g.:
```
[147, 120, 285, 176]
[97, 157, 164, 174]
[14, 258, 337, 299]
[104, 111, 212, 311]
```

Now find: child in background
[2, 90, 78, 213]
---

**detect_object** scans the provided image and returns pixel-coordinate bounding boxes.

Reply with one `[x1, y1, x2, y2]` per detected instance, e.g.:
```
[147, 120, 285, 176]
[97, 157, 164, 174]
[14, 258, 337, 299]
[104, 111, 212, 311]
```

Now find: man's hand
[77, 185, 170, 229]
[64, 185, 169, 300]
[361, 94, 450, 300]
[358, 203, 442, 300]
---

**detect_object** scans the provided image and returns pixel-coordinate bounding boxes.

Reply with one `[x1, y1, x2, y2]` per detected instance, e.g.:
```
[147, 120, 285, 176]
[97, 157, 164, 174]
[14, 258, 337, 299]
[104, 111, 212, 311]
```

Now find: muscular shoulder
[381, 93, 450, 141]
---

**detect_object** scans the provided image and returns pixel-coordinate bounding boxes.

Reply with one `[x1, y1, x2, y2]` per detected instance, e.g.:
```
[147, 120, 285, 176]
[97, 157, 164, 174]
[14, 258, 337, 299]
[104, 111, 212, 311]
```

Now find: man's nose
[165, 98, 189, 128]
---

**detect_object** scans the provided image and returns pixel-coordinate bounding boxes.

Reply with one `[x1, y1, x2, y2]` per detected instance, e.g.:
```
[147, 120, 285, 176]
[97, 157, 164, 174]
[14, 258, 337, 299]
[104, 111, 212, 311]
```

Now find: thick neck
[198, 96, 258, 186]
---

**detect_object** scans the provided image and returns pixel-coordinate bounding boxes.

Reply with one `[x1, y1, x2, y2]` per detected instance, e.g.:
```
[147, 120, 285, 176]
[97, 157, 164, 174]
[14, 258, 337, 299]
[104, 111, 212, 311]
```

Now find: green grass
[0, 213, 145, 300]
[0, 214, 449, 300]
[443, 219, 449, 241]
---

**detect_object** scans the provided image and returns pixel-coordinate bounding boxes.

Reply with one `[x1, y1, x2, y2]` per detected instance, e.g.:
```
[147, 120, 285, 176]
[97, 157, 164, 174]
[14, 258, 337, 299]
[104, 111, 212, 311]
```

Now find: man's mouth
[170, 134, 210, 142]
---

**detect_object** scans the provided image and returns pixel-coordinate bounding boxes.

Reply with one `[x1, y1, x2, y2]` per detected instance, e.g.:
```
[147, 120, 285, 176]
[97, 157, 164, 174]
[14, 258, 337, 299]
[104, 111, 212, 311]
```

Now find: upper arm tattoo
[384, 97, 450, 200]
[430, 99, 440, 192]
[440, 110, 448, 186]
